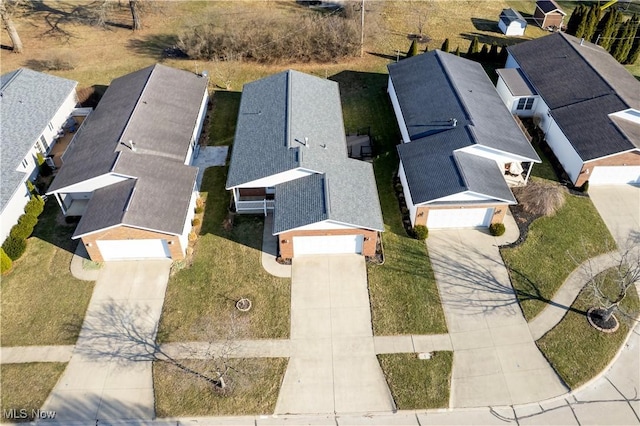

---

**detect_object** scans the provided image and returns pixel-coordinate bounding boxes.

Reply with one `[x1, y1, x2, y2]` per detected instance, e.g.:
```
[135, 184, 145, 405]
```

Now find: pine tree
[611, 18, 636, 63]
[583, 5, 600, 41]
[598, 9, 620, 50]
[424, 44, 429, 53]
[499, 44, 509, 63]
[567, 4, 585, 36]
[575, 5, 589, 39]
[625, 20, 640, 64]
[406, 39, 419, 58]
[490, 42, 499, 61]
[454, 46, 460, 56]
[480, 43, 489, 59]
[467, 36, 479, 57]
[441, 38, 449, 53]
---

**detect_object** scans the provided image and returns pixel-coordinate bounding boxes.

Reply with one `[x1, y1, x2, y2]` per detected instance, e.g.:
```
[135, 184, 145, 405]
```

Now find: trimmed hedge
[0, 248, 12, 274]
[24, 195, 45, 217]
[413, 225, 429, 240]
[2, 236, 26, 261]
[10, 214, 36, 240]
[489, 223, 506, 237]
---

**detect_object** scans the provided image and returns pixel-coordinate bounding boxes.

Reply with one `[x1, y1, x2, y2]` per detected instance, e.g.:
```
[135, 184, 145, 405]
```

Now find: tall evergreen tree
[611, 17, 637, 63]
[441, 38, 450, 53]
[583, 5, 600, 41]
[575, 5, 589, 39]
[567, 4, 585, 36]
[406, 39, 419, 58]
[480, 43, 489, 59]
[499, 44, 509, 63]
[454, 46, 460, 56]
[467, 36, 479, 57]
[490, 42, 499, 61]
[597, 9, 620, 50]
[625, 19, 640, 64]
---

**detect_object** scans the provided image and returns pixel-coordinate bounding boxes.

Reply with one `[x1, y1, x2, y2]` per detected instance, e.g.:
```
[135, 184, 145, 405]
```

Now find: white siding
[388, 76, 411, 143]
[286, 220, 360, 232]
[48, 173, 131, 194]
[0, 184, 31, 245]
[232, 168, 315, 188]
[495, 77, 518, 113]
[505, 53, 520, 69]
[502, 21, 526, 36]
[178, 187, 199, 255]
[398, 161, 417, 226]
[544, 118, 584, 184]
[186, 89, 210, 166]
[460, 144, 536, 164]
[40, 90, 78, 151]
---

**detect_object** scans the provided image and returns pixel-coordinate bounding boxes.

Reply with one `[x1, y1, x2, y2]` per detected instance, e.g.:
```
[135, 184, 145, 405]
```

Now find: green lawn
[157, 168, 290, 342]
[378, 352, 453, 409]
[0, 362, 66, 423]
[537, 268, 640, 389]
[0, 201, 94, 346]
[153, 357, 287, 417]
[501, 193, 615, 321]
[208, 90, 242, 146]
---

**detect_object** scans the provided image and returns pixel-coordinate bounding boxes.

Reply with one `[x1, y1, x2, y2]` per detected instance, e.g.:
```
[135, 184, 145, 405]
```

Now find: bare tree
[583, 246, 640, 330]
[211, 53, 243, 91]
[0, 0, 24, 53]
[129, 0, 141, 30]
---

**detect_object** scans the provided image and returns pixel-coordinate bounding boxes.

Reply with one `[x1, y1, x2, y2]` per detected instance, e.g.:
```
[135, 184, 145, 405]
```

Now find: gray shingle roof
[496, 68, 537, 96]
[455, 152, 516, 203]
[500, 8, 526, 25]
[49, 64, 205, 236]
[508, 33, 640, 160]
[536, 0, 565, 15]
[1, 68, 77, 212]
[227, 70, 384, 233]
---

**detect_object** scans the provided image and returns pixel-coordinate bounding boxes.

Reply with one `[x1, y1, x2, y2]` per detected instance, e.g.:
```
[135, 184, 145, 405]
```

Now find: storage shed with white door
[498, 8, 527, 36]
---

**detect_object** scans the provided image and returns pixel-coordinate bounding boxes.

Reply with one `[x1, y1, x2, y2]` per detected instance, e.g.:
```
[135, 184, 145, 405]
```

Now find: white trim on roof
[72, 222, 181, 240]
[226, 167, 317, 189]
[273, 218, 382, 235]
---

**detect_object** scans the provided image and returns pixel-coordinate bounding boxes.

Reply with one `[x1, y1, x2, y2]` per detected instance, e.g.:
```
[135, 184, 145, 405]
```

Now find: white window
[517, 97, 534, 110]
[21, 158, 29, 168]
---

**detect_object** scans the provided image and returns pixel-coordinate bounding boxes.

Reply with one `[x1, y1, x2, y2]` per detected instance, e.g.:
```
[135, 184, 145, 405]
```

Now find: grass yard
[378, 352, 453, 409]
[208, 91, 242, 146]
[0, 201, 94, 346]
[158, 167, 290, 342]
[537, 268, 640, 389]
[501, 193, 615, 321]
[0, 362, 66, 423]
[153, 357, 287, 417]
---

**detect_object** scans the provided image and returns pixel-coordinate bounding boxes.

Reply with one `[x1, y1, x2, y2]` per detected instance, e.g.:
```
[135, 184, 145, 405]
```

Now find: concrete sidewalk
[427, 229, 567, 407]
[275, 255, 395, 415]
[0, 345, 74, 363]
[41, 260, 171, 422]
[589, 184, 640, 249]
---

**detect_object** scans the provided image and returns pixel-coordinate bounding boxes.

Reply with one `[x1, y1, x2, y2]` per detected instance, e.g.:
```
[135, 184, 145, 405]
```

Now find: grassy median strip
[501, 193, 614, 321]
[537, 268, 640, 389]
[0, 362, 66, 423]
[153, 357, 287, 417]
[0, 202, 94, 346]
[157, 167, 290, 342]
[378, 352, 453, 409]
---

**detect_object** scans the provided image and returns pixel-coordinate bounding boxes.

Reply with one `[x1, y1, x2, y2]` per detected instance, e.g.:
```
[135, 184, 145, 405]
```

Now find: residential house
[497, 33, 640, 186]
[499, 8, 527, 37]
[47, 64, 209, 261]
[387, 50, 541, 229]
[533, 0, 566, 30]
[226, 70, 384, 259]
[0, 68, 78, 244]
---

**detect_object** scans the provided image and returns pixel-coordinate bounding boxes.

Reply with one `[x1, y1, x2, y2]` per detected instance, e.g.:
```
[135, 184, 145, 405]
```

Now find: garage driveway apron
[427, 230, 567, 407]
[42, 259, 171, 421]
[275, 255, 395, 415]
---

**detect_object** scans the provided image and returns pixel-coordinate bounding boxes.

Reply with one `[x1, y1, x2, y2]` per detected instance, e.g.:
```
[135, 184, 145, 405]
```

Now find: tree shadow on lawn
[127, 34, 180, 59]
[471, 17, 502, 34]
[30, 199, 80, 255]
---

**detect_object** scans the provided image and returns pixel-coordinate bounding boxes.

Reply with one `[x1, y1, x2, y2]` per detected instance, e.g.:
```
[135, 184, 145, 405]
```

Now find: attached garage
[292, 234, 364, 256]
[95, 239, 171, 261]
[427, 207, 494, 229]
[589, 166, 640, 185]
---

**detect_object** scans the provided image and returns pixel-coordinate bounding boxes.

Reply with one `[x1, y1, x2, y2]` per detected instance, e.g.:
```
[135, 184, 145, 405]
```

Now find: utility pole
[360, 0, 365, 57]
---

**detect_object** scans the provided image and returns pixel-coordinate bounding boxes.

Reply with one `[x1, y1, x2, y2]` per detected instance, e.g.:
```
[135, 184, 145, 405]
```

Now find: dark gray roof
[536, 0, 565, 15]
[48, 64, 206, 236]
[0, 68, 77, 212]
[456, 152, 516, 203]
[496, 68, 537, 97]
[388, 50, 540, 161]
[227, 70, 384, 233]
[500, 8, 526, 25]
[508, 33, 640, 160]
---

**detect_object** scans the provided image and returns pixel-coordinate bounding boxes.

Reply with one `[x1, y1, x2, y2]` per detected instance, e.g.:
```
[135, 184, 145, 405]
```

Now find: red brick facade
[576, 151, 640, 187]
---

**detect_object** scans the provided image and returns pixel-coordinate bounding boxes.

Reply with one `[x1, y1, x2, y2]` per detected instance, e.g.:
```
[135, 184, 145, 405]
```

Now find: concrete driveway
[427, 230, 567, 407]
[589, 184, 640, 249]
[42, 260, 171, 422]
[275, 255, 395, 415]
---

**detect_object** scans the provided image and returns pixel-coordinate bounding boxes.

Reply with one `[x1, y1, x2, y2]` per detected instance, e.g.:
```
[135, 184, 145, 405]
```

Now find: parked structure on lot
[226, 70, 384, 259]
[533, 0, 566, 30]
[47, 64, 209, 261]
[498, 8, 527, 36]
[497, 33, 640, 186]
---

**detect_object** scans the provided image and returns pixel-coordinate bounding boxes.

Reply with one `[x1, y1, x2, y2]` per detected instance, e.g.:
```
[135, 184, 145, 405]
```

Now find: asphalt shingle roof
[496, 68, 537, 97]
[49, 64, 206, 237]
[536, 0, 565, 14]
[0, 68, 77, 212]
[227, 70, 384, 233]
[508, 33, 640, 160]
[389, 51, 538, 204]
[500, 8, 526, 25]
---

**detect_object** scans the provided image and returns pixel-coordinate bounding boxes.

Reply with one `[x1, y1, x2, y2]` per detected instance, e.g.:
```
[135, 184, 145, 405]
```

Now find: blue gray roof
[48, 64, 206, 237]
[508, 33, 640, 160]
[500, 8, 526, 25]
[228, 70, 384, 233]
[0, 68, 77, 212]
[389, 51, 537, 204]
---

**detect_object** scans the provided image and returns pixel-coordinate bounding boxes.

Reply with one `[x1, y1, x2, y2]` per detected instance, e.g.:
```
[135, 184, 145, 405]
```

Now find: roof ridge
[436, 52, 475, 129]
[452, 150, 472, 191]
[0, 68, 23, 92]
[117, 64, 157, 150]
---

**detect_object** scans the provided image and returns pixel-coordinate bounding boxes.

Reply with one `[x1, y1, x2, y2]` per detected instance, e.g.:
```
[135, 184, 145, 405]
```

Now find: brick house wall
[577, 151, 640, 187]
[278, 228, 378, 259]
[81, 225, 184, 262]
[413, 204, 509, 227]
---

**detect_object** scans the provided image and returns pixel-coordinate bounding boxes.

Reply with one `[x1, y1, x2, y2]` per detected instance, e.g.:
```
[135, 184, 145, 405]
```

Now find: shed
[498, 8, 527, 36]
[534, 0, 566, 30]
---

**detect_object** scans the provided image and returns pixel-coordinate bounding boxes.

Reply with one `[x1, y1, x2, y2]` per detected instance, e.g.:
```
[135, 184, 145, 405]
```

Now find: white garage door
[589, 166, 640, 185]
[427, 207, 494, 229]
[293, 235, 364, 256]
[96, 239, 171, 261]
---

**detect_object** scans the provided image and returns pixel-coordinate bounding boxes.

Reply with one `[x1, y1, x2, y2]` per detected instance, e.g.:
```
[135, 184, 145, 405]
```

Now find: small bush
[579, 181, 589, 193]
[36, 153, 46, 166]
[24, 195, 45, 217]
[2, 236, 26, 261]
[0, 248, 12, 274]
[413, 225, 429, 240]
[10, 214, 37, 240]
[26, 180, 36, 195]
[195, 206, 204, 214]
[513, 179, 568, 217]
[489, 223, 506, 237]
[191, 218, 201, 226]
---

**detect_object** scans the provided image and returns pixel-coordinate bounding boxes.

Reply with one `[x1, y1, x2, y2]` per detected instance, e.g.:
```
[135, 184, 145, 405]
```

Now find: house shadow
[471, 17, 501, 34]
[30, 198, 81, 256]
[127, 34, 180, 59]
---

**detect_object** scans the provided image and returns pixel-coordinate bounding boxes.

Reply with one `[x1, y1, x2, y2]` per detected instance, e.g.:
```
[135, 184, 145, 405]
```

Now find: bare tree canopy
[0, 0, 25, 53]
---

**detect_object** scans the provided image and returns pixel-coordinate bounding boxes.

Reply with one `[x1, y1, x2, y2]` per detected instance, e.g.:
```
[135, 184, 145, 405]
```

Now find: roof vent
[201, 70, 209, 78]
[580, 38, 585, 46]
[450, 118, 458, 128]
[120, 140, 137, 152]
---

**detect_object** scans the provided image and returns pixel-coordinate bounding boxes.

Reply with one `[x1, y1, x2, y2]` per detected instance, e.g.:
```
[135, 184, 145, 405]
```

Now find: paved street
[275, 255, 395, 415]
